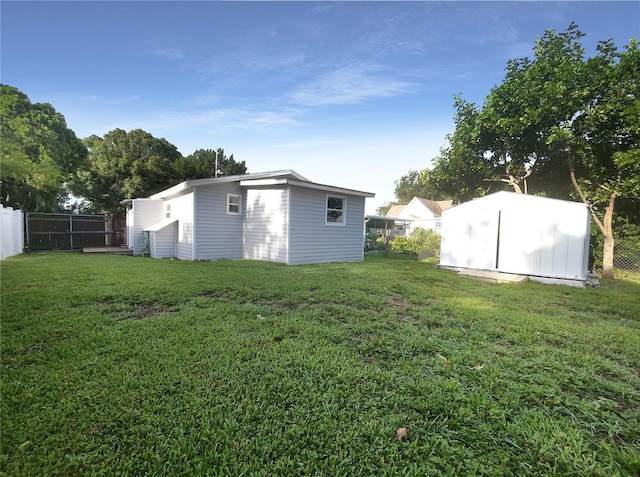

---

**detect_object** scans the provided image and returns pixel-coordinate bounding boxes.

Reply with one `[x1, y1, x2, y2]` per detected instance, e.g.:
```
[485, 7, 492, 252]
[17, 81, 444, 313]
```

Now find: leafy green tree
[174, 148, 247, 181]
[70, 129, 182, 214]
[375, 202, 399, 216]
[394, 168, 449, 203]
[546, 36, 640, 277]
[0, 84, 87, 211]
[428, 25, 639, 278]
[428, 97, 498, 203]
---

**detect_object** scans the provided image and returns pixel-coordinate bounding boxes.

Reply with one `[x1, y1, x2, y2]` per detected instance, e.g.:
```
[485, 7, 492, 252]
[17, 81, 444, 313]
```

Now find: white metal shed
[440, 191, 591, 281]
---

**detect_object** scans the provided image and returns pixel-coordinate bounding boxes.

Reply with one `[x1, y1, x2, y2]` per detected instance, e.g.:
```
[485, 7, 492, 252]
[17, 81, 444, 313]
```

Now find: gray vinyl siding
[149, 222, 177, 258]
[288, 187, 366, 265]
[131, 199, 164, 255]
[176, 242, 192, 260]
[165, 193, 194, 260]
[194, 183, 244, 260]
[243, 187, 289, 263]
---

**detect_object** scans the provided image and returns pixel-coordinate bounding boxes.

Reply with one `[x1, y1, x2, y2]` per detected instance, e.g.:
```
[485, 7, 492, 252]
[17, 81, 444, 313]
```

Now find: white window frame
[165, 203, 171, 219]
[326, 194, 346, 226]
[227, 193, 241, 215]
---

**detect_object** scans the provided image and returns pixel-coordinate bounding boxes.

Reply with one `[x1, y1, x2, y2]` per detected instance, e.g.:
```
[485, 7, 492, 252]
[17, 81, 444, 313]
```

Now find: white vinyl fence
[1, 204, 24, 259]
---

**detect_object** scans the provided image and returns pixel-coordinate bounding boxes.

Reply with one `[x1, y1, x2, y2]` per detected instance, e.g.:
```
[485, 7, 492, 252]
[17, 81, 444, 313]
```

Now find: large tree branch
[499, 174, 524, 194]
[567, 150, 606, 234]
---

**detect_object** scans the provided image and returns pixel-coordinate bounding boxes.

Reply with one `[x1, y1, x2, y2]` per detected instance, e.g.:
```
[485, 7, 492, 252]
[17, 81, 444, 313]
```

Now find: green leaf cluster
[424, 25, 639, 209]
[1, 85, 249, 214]
[412, 24, 639, 277]
[1, 84, 88, 211]
[70, 134, 249, 214]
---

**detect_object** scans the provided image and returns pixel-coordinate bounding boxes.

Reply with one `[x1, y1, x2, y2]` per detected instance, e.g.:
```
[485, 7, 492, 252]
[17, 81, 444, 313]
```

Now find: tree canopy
[70, 131, 250, 214]
[376, 169, 449, 216]
[1, 85, 249, 215]
[69, 129, 182, 214]
[1, 84, 88, 212]
[420, 24, 639, 277]
[173, 148, 247, 182]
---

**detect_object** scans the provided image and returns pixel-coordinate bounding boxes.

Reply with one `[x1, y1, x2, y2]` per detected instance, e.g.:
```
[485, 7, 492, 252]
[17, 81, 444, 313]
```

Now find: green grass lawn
[2, 253, 639, 476]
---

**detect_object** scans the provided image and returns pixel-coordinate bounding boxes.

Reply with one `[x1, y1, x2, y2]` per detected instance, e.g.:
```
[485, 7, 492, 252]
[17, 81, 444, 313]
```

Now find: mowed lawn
[1, 253, 639, 476]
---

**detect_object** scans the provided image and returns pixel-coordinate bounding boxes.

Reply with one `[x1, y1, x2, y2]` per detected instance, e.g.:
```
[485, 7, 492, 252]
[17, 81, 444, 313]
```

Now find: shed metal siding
[149, 222, 177, 258]
[440, 192, 590, 280]
[497, 204, 589, 279]
[131, 199, 164, 255]
[440, 207, 499, 270]
[288, 187, 365, 265]
[243, 188, 289, 263]
[194, 183, 244, 260]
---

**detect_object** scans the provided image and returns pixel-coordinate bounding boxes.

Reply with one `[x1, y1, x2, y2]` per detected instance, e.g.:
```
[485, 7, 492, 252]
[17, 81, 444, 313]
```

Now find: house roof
[239, 177, 375, 198]
[147, 170, 309, 200]
[385, 205, 406, 217]
[414, 198, 453, 217]
[143, 169, 374, 200]
[384, 198, 453, 219]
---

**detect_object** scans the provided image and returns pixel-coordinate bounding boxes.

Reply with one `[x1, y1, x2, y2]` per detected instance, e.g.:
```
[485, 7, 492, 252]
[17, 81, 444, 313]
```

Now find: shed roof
[444, 191, 587, 214]
[144, 217, 178, 232]
[147, 170, 309, 200]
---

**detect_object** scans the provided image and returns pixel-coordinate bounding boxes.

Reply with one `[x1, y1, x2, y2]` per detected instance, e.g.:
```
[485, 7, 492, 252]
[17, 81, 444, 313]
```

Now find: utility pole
[214, 149, 219, 178]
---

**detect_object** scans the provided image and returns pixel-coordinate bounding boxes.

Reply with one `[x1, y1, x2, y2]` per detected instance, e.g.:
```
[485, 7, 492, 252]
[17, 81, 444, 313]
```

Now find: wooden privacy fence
[25, 213, 126, 251]
[1, 204, 24, 260]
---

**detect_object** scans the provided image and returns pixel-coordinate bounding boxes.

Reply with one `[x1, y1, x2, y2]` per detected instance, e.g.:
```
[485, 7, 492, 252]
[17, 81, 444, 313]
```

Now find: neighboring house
[439, 191, 591, 283]
[121, 170, 375, 265]
[385, 204, 406, 218]
[386, 197, 453, 234]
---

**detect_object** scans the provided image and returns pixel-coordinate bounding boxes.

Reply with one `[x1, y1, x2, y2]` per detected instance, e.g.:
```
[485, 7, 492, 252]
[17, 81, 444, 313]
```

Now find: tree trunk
[567, 151, 617, 279]
[601, 193, 616, 279]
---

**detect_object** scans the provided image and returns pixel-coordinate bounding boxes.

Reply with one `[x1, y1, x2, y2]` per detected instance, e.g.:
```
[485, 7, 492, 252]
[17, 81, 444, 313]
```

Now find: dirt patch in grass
[101, 299, 176, 321]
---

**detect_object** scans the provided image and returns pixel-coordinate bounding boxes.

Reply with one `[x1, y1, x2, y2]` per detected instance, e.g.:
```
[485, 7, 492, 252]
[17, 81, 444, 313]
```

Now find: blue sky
[2, 1, 638, 213]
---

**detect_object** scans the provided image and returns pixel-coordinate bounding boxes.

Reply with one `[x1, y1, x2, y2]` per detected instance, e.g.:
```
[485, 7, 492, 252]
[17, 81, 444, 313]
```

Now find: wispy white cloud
[194, 51, 308, 86]
[110, 105, 302, 138]
[288, 63, 414, 107]
[150, 46, 184, 60]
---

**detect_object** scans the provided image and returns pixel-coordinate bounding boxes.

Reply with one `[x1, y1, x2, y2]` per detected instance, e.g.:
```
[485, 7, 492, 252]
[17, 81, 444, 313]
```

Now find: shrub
[390, 235, 412, 254]
[365, 233, 387, 252]
[413, 227, 442, 258]
[390, 228, 441, 257]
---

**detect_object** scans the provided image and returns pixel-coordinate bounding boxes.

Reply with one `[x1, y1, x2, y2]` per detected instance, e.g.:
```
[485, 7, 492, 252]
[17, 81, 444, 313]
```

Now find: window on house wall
[326, 195, 346, 225]
[227, 194, 241, 215]
[435, 220, 442, 230]
[165, 203, 171, 219]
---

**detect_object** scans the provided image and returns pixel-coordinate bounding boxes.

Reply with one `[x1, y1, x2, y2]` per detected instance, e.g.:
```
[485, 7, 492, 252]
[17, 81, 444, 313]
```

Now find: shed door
[126, 207, 134, 249]
[467, 209, 500, 270]
[497, 208, 543, 275]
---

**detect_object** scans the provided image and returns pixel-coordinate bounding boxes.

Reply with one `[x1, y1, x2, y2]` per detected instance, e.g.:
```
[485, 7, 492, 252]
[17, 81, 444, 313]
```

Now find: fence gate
[25, 213, 125, 251]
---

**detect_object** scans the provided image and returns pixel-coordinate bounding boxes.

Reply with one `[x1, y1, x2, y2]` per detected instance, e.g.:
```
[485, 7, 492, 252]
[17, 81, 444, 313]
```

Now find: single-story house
[121, 170, 375, 265]
[439, 191, 591, 282]
[386, 197, 453, 234]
